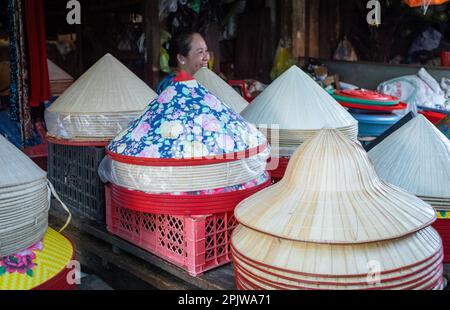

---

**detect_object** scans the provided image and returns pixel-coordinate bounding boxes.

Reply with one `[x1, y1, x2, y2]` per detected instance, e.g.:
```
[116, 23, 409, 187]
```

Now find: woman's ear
[177, 54, 186, 66]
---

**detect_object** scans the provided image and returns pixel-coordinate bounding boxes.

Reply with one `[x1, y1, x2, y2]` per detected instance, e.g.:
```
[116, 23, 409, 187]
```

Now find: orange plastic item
[404, 0, 449, 7]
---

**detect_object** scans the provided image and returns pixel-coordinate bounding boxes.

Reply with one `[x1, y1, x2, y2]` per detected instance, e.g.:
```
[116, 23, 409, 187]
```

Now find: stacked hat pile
[45, 54, 157, 142]
[47, 59, 74, 97]
[100, 71, 271, 215]
[194, 67, 248, 114]
[0, 135, 50, 258]
[331, 89, 406, 138]
[232, 129, 444, 290]
[241, 65, 358, 181]
[369, 115, 450, 262]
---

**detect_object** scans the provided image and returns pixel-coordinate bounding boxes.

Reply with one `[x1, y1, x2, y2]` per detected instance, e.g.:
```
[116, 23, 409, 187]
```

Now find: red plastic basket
[106, 185, 238, 276]
[433, 218, 450, 263]
[270, 157, 289, 183]
[110, 178, 271, 216]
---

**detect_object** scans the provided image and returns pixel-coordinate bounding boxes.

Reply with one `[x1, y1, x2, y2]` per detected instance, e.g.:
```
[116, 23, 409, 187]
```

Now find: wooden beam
[292, 0, 306, 58]
[307, 0, 319, 58]
[143, 0, 160, 88]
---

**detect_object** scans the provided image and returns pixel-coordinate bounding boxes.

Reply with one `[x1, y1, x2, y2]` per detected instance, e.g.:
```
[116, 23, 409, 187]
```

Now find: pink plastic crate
[106, 186, 238, 276]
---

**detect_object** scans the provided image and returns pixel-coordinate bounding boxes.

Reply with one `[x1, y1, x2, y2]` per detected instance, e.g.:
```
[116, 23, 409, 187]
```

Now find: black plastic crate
[48, 142, 106, 225]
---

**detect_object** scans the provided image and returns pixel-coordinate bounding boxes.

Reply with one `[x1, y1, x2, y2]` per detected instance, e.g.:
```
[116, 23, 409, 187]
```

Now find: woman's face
[178, 33, 210, 76]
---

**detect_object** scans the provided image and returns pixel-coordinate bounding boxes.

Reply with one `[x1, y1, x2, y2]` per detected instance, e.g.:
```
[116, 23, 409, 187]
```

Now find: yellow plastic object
[270, 46, 296, 81]
[0, 228, 74, 290]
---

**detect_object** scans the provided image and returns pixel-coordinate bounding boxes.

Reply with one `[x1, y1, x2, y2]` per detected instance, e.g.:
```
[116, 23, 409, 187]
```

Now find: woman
[157, 31, 210, 94]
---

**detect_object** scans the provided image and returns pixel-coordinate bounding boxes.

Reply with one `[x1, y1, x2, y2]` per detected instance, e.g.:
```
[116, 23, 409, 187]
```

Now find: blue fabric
[108, 79, 266, 159]
[156, 73, 176, 94]
[0, 110, 41, 148]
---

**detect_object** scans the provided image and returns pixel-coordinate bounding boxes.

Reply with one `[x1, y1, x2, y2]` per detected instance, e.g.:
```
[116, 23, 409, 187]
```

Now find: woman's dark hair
[168, 30, 199, 68]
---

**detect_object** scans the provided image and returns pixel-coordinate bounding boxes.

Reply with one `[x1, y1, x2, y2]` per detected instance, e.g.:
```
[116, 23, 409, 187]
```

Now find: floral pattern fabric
[0, 241, 43, 277]
[109, 79, 266, 159]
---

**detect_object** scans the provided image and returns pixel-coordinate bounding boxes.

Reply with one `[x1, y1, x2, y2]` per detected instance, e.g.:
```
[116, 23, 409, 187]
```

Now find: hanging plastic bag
[377, 68, 447, 115]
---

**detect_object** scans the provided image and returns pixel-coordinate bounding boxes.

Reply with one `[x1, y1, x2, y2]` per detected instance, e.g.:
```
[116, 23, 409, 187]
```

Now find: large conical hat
[45, 54, 157, 140]
[235, 129, 436, 244]
[107, 72, 267, 161]
[102, 72, 268, 193]
[0, 135, 46, 188]
[47, 54, 156, 114]
[241, 66, 357, 131]
[194, 68, 248, 113]
[369, 115, 450, 199]
[231, 225, 443, 289]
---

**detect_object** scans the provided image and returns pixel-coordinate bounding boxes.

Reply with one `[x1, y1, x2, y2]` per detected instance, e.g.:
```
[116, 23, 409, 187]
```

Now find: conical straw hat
[194, 68, 248, 113]
[0, 135, 49, 257]
[231, 225, 443, 287]
[241, 66, 357, 131]
[0, 135, 47, 188]
[232, 246, 443, 288]
[107, 72, 267, 161]
[233, 252, 443, 290]
[47, 59, 73, 83]
[369, 115, 450, 199]
[47, 53, 157, 114]
[235, 129, 436, 244]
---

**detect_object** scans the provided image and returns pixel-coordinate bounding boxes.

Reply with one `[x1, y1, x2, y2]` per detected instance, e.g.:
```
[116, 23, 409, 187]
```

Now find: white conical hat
[47, 59, 73, 82]
[194, 68, 248, 113]
[48, 54, 157, 114]
[0, 135, 46, 188]
[241, 66, 357, 131]
[235, 129, 436, 244]
[369, 115, 450, 199]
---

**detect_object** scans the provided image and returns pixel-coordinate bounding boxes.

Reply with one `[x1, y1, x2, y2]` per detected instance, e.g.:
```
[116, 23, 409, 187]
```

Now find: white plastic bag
[377, 68, 446, 115]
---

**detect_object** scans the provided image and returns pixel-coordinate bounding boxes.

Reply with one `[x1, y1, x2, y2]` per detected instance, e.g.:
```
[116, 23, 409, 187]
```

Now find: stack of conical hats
[47, 59, 74, 96]
[100, 72, 270, 215]
[194, 68, 248, 113]
[45, 54, 157, 142]
[369, 115, 450, 211]
[0, 135, 49, 258]
[241, 66, 358, 154]
[241, 66, 357, 181]
[232, 129, 443, 290]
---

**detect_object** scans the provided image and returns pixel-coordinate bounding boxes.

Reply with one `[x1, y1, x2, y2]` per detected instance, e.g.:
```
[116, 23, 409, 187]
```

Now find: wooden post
[292, 0, 306, 59]
[143, 0, 160, 88]
[291, 0, 320, 59]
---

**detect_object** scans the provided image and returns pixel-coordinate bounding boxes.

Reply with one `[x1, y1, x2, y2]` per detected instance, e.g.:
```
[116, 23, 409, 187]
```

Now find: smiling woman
[156, 30, 210, 94]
